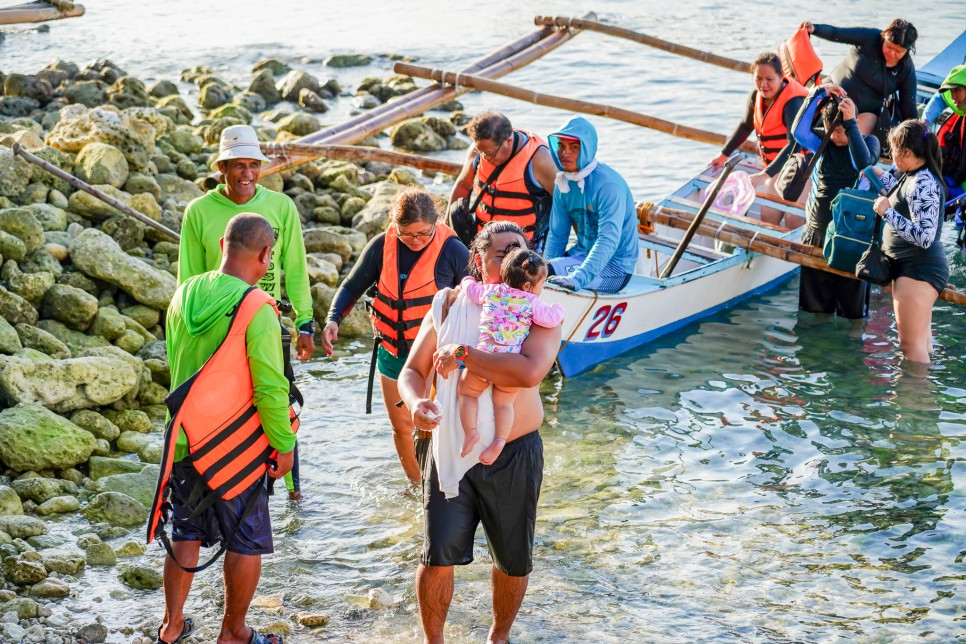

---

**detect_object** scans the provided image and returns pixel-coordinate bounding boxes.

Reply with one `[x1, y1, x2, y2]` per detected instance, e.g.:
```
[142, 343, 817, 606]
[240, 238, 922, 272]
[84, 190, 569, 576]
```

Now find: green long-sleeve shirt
[179, 185, 313, 327]
[166, 272, 296, 462]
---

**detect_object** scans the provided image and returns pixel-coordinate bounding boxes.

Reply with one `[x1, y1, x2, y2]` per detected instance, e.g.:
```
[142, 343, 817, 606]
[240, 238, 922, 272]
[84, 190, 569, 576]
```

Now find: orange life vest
[473, 130, 549, 239]
[753, 78, 808, 165]
[371, 223, 456, 356]
[148, 287, 300, 553]
[778, 27, 823, 87]
[938, 112, 966, 184]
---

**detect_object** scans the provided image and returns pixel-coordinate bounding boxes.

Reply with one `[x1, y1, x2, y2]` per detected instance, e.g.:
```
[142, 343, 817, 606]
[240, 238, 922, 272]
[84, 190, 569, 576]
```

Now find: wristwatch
[453, 344, 469, 369]
[298, 321, 316, 336]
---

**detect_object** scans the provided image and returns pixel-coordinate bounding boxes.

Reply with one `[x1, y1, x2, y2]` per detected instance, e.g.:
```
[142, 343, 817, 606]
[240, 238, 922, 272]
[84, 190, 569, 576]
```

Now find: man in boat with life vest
[710, 52, 808, 223]
[543, 116, 639, 293]
[179, 125, 312, 501]
[321, 188, 468, 485]
[155, 214, 293, 644]
[923, 65, 966, 202]
[448, 112, 557, 248]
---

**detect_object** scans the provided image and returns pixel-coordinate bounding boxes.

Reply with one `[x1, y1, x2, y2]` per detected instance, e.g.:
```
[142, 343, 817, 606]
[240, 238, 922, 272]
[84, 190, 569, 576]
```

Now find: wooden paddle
[638, 202, 966, 306]
[259, 142, 462, 176]
[394, 62, 758, 154]
[534, 16, 753, 73]
[12, 144, 181, 241]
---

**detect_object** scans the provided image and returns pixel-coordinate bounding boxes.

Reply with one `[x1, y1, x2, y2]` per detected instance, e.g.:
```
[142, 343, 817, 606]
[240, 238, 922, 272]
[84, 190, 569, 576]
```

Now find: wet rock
[114, 540, 146, 558]
[0, 404, 97, 471]
[31, 577, 70, 598]
[0, 317, 22, 355]
[325, 53, 372, 68]
[341, 196, 367, 220]
[298, 88, 328, 113]
[35, 495, 80, 515]
[311, 283, 370, 337]
[73, 142, 130, 189]
[0, 355, 138, 412]
[164, 127, 204, 155]
[313, 206, 340, 225]
[76, 622, 108, 643]
[351, 181, 405, 237]
[10, 476, 72, 504]
[107, 76, 152, 110]
[390, 119, 447, 152]
[253, 59, 291, 76]
[116, 431, 151, 455]
[351, 92, 380, 110]
[305, 255, 339, 286]
[0, 486, 23, 515]
[69, 228, 177, 309]
[0, 623, 27, 641]
[198, 82, 231, 110]
[15, 324, 70, 359]
[1, 596, 39, 618]
[119, 563, 162, 590]
[82, 491, 146, 527]
[0, 96, 40, 118]
[303, 229, 352, 262]
[0, 146, 32, 199]
[41, 552, 85, 575]
[248, 69, 282, 105]
[148, 79, 179, 98]
[155, 94, 194, 122]
[3, 74, 53, 105]
[276, 112, 320, 137]
[41, 284, 99, 331]
[232, 91, 268, 114]
[85, 542, 116, 566]
[37, 320, 110, 355]
[3, 553, 47, 585]
[88, 455, 141, 480]
[296, 612, 330, 627]
[102, 409, 152, 434]
[277, 69, 319, 102]
[62, 79, 107, 107]
[388, 167, 420, 186]
[94, 465, 159, 507]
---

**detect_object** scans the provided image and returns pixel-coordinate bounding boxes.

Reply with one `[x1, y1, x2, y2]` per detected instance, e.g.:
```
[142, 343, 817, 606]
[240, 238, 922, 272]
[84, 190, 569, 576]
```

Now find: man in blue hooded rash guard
[543, 117, 639, 293]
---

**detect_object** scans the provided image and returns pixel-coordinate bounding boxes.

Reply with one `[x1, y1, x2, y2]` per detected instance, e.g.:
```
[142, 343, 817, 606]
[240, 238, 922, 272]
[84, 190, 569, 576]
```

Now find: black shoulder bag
[447, 148, 515, 247]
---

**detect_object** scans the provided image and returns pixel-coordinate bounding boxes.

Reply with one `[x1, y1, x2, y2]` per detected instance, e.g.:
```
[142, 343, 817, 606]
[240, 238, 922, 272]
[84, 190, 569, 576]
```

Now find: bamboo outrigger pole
[534, 16, 752, 73]
[0, 0, 84, 26]
[260, 12, 597, 176]
[260, 142, 462, 176]
[395, 62, 758, 154]
[12, 144, 181, 241]
[638, 202, 966, 306]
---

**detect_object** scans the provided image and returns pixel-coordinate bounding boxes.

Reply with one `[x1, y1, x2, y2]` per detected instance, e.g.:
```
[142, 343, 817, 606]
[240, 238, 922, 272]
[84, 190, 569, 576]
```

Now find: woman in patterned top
[870, 120, 949, 364]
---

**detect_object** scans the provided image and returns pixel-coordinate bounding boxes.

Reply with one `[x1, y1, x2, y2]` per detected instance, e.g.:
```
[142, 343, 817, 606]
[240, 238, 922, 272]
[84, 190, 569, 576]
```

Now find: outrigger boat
[0, 0, 83, 26]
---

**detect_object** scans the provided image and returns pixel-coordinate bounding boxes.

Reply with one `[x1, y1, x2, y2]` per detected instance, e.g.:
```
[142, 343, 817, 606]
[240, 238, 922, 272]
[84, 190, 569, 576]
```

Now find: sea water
[1, 1, 964, 641]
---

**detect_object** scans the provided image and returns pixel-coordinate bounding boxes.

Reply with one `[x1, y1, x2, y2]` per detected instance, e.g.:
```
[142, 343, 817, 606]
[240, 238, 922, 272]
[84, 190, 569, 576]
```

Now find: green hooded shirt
[166, 271, 295, 462]
[178, 185, 313, 327]
[941, 64, 966, 115]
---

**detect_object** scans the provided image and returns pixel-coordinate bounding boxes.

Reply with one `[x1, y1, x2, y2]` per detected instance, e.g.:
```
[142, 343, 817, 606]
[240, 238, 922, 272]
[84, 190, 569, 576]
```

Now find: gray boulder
[62, 79, 107, 107]
[0, 515, 45, 539]
[35, 495, 80, 516]
[90, 306, 127, 341]
[41, 551, 85, 575]
[119, 563, 162, 590]
[0, 317, 23, 355]
[88, 455, 141, 479]
[351, 181, 405, 238]
[15, 323, 70, 359]
[41, 283, 99, 331]
[3, 553, 47, 585]
[390, 119, 447, 152]
[249, 69, 282, 104]
[94, 465, 159, 507]
[23, 203, 68, 232]
[73, 142, 130, 189]
[69, 228, 177, 309]
[303, 229, 353, 262]
[0, 208, 45, 254]
[325, 53, 372, 68]
[0, 146, 32, 199]
[277, 69, 319, 102]
[0, 486, 23, 515]
[276, 112, 321, 137]
[0, 404, 97, 471]
[10, 476, 75, 503]
[85, 541, 116, 566]
[37, 319, 110, 355]
[0, 356, 138, 412]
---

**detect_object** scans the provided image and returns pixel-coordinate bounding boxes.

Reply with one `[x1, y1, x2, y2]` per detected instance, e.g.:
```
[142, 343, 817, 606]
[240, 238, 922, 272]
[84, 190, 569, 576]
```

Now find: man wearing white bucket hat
[179, 125, 313, 501]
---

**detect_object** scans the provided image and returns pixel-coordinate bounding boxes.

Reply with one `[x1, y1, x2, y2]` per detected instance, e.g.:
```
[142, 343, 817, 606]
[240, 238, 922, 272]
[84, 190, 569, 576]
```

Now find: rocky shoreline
[0, 53, 467, 641]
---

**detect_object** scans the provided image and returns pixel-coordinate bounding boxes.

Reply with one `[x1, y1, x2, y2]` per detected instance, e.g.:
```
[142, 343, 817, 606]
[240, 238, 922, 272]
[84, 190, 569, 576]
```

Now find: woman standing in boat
[801, 19, 918, 136]
[870, 120, 949, 365]
[710, 52, 808, 223]
[321, 188, 468, 485]
[792, 85, 880, 321]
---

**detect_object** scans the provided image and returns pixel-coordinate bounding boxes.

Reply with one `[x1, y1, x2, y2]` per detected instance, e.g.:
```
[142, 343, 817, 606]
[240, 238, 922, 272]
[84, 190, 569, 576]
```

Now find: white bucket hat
[211, 125, 270, 170]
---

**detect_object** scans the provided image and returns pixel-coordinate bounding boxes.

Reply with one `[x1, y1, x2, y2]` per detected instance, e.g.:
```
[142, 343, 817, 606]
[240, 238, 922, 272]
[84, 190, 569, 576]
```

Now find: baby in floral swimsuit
[460, 248, 565, 464]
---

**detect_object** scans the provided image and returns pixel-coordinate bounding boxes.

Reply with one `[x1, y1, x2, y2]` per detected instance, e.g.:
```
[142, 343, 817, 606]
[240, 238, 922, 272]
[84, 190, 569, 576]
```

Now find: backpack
[823, 167, 887, 274]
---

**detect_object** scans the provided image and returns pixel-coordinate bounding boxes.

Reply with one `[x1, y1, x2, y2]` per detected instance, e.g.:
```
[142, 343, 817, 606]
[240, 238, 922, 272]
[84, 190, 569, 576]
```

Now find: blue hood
[549, 117, 598, 172]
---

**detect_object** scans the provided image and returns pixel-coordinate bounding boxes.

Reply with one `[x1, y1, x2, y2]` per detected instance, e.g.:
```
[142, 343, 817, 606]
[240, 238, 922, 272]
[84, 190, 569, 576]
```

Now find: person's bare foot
[461, 429, 480, 457]
[479, 438, 506, 465]
[287, 490, 302, 502]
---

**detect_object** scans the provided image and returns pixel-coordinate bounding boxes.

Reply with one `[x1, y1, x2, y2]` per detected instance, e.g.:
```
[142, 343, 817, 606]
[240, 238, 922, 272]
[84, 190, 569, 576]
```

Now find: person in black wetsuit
[792, 84, 881, 321]
[710, 52, 808, 223]
[870, 120, 949, 366]
[801, 19, 917, 137]
[321, 188, 468, 485]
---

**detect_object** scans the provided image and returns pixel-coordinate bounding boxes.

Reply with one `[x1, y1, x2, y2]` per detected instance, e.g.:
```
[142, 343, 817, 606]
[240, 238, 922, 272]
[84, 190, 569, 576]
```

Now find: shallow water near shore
[3, 1, 965, 642]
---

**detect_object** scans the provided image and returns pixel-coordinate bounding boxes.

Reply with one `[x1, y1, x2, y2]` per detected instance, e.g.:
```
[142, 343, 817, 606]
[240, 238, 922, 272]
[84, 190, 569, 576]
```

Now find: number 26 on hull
[585, 302, 626, 340]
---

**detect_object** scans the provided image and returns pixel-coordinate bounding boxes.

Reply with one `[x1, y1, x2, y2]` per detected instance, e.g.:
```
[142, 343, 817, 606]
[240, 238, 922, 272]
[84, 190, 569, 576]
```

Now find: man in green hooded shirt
[160, 213, 292, 644]
[922, 64, 966, 198]
[180, 125, 312, 499]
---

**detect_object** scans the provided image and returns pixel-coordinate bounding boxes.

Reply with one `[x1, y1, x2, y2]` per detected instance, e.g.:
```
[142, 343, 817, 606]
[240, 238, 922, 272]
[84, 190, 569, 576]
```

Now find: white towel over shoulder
[431, 289, 495, 499]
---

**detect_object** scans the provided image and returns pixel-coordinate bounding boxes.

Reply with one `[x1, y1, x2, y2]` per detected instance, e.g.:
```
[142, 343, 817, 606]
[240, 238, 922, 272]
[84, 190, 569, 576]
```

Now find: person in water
[159, 214, 293, 644]
[792, 85, 880, 321]
[922, 65, 966, 201]
[398, 221, 559, 644]
[870, 120, 949, 366]
[322, 188, 468, 485]
[179, 124, 311, 501]
[543, 116, 639, 293]
[458, 248, 564, 465]
[710, 51, 808, 222]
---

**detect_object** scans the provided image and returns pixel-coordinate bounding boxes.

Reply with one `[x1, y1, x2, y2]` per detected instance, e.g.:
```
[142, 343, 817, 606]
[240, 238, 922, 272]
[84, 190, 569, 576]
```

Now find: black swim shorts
[421, 431, 543, 577]
[170, 460, 273, 556]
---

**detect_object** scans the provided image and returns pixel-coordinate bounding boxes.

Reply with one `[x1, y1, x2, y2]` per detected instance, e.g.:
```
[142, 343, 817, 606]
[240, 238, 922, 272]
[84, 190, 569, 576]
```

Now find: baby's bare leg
[458, 371, 490, 456]
[479, 385, 520, 465]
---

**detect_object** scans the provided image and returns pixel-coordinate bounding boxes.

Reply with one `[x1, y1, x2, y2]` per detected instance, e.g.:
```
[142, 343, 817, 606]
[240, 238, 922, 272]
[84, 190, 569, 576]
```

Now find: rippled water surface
[3, 1, 965, 641]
